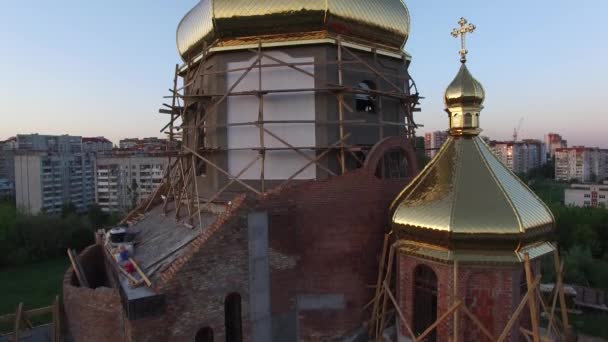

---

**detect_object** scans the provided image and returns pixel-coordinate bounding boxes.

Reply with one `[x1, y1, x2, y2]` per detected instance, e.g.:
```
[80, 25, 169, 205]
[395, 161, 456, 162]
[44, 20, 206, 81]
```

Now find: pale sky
[1, 1, 606, 146]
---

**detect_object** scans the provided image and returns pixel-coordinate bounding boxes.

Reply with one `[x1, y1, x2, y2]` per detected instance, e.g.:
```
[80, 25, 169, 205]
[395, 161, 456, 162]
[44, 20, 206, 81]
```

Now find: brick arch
[363, 136, 418, 177]
[465, 272, 496, 342]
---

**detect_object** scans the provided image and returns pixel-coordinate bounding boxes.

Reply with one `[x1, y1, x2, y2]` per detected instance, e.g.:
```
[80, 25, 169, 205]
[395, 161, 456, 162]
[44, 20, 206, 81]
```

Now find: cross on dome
[451, 17, 476, 63]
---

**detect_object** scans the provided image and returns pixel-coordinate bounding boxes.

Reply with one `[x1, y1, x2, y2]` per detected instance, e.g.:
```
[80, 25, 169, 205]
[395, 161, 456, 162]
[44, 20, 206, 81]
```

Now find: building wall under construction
[397, 255, 541, 342]
[179, 43, 411, 199]
[63, 138, 418, 341]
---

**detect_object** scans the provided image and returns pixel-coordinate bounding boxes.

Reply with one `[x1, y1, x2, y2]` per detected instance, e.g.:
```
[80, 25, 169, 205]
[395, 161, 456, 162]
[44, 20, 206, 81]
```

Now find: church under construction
[62, 1, 572, 342]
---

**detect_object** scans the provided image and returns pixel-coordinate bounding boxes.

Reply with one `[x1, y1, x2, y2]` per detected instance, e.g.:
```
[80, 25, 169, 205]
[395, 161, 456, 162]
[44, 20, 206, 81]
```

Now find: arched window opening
[375, 148, 409, 179]
[356, 80, 377, 113]
[195, 327, 214, 342]
[225, 293, 243, 342]
[414, 265, 438, 341]
[464, 113, 473, 128]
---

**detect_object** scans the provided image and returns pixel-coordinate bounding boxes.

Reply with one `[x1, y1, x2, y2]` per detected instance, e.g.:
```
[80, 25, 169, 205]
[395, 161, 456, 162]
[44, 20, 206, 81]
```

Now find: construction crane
[513, 117, 524, 142]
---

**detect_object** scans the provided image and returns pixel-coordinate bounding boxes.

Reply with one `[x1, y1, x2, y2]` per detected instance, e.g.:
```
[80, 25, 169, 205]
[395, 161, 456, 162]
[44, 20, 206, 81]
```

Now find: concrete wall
[227, 51, 317, 180]
[182, 43, 411, 197]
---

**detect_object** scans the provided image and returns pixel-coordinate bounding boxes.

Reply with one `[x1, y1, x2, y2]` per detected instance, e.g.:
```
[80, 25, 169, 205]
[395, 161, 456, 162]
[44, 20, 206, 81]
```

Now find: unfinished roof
[127, 202, 223, 283]
[176, 0, 411, 60]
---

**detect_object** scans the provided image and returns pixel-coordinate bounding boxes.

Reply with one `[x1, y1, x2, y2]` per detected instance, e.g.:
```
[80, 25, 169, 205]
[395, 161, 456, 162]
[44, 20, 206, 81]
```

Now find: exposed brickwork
[258, 166, 414, 340]
[63, 245, 126, 342]
[398, 254, 542, 342]
[64, 139, 419, 341]
[157, 194, 247, 290]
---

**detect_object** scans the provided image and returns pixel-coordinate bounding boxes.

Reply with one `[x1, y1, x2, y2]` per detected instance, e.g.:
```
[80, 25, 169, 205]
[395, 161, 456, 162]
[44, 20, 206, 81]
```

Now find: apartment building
[95, 154, 169, 213]
[424, 131, 449, 158]
[0, 178, 13, 199]
[545, 133, 568, 158]
[565, 182, 608, 208]
[118, 137, 170, 152]
[555, 147, 608, 183]
[83, 137, 113, 153]
[0, 137, 16, 183]
[490, 139, 547, 175]
[14, 151, 96, 214]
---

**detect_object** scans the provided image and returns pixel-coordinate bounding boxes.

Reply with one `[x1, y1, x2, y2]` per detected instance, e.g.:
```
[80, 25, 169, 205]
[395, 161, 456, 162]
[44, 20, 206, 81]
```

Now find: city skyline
[1, 0, 607, 146]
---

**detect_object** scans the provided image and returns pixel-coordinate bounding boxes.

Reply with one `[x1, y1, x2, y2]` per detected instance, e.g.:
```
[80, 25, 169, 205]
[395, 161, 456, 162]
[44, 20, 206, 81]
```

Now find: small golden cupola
[390, 18, 555, 263]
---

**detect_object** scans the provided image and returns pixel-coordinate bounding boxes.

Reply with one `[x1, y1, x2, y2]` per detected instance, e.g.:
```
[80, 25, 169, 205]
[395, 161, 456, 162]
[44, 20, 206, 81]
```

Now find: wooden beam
[383, 281, 417, 341]
[453, 260, 460, 342]
[129, 258, 152, 287]
[195, 54, 262, 130]
[416, 300, 463, 342]
[184, 145, 261, 195]
[189, 155, 261, 220]
[337, 37, 346, 174]
[369, 233, 390, 336]
[524, 253, 540, 342]
[554, 249, 570, 331]
[496, 275, 541, 342]
[67, 249, 89, 288]
[258, 125, 337, 177]
[13, 303, 23, 342]
[460, 304, 495, 341]
[278, 134, 352, 189]
[378, 245, 395, 339]
[547, 261, 565, 336]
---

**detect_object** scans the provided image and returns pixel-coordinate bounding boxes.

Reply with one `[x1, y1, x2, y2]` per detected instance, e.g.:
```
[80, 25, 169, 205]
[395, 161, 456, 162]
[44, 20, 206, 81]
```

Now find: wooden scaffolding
[124, 39, 421, 227]
[368, 234, 574, 342]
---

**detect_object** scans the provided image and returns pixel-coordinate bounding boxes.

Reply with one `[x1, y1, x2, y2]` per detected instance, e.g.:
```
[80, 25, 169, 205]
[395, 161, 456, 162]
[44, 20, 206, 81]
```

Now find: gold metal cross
[451, 17, 476, 62]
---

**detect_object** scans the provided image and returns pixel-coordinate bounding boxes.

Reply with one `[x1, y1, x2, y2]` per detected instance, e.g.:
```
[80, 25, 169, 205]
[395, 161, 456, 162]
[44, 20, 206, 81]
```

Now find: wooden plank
[337, 37, 346, 174]
[547, 261, 565, 336]
[13, 303, 23, 342]
[377, 245, 394, 339]
[67, 249, 89, 288]
[524, 253, 540, 342]
[496, 275, 541, 342]
[554, 250, 570, 331]
[130, 258, 152, 287]
[258, 125, 337, 177]
[184, 145, 261, 195]
[369, 233, 390, 337]
[0, 306, 53, 323]
[416, 300, 463, 342]
[117, 264, 140, 286]
[278, 134, 352, 189]
[383, 281, 416, 341]
[189, 155, 261, 221]
[460, 304, 495, 341]
[453, 261, 460, 342]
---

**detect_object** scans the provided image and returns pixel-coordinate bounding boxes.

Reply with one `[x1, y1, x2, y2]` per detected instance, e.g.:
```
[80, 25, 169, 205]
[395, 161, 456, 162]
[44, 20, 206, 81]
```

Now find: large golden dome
[177, 0, 410, 60]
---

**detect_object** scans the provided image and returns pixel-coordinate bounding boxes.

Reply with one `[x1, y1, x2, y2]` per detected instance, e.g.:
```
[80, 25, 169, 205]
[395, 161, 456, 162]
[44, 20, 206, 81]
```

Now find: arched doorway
[195, 327, 213, 342]
[414, 265, 438, 341]
[225, 293, 243, 342]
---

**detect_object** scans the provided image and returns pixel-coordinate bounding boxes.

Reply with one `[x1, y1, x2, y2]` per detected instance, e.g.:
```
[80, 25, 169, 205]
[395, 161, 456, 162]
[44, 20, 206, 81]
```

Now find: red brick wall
[63, 245, 126, 342]
[131, 195, 251, 342]
[398, 254, 541, 342]
[259, 168, 413, 340]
